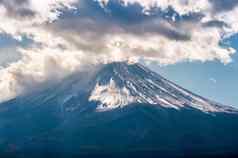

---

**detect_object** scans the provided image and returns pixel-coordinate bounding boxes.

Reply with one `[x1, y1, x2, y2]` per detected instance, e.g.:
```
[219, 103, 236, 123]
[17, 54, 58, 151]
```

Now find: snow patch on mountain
[89, 79, 137, 111]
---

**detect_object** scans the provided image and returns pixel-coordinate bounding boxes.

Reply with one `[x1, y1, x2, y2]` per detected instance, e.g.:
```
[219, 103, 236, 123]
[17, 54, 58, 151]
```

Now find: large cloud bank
[0, 0, 238, 102]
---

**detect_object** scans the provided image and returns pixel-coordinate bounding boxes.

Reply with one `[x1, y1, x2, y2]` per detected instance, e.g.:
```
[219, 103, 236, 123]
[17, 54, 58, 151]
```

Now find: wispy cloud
[209, 77, 217, 84]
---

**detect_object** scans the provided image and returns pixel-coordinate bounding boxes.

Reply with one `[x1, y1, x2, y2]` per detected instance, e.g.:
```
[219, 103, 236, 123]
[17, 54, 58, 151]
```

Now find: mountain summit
[0, 62, 238, 158]
[29, 61, 236, 113]
[87, 62, 236, 113]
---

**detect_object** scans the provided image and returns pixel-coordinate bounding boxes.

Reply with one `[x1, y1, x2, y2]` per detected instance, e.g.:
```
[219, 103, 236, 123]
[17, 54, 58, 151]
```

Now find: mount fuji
[0, 62, 238, 158]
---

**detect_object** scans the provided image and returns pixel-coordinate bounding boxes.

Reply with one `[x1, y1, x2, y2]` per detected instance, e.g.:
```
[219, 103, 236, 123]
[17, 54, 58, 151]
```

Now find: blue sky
[0, 0, 238, 106]
[150, 35, 238, 107]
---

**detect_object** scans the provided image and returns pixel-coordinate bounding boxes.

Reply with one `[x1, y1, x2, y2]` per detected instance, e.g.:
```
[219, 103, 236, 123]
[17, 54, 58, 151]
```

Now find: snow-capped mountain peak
[1, 63, 238, 157]
[86, 62, 237, 113]
[10, 61, 236, 113]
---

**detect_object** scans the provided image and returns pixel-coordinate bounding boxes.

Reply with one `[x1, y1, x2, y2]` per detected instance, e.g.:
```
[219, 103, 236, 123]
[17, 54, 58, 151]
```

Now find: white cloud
[0, 47, 101, 102]
[0, 0, 77, 37]
[97, 0, 212, 14]
[209, 78, 217, 84]
[0, 0, 238, 102]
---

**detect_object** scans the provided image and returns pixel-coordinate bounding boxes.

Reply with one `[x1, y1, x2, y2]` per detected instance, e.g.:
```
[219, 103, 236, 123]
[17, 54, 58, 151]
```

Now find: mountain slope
[0, 62, 238, 158]
[88, 62, 236, 112]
